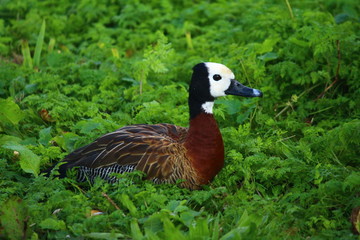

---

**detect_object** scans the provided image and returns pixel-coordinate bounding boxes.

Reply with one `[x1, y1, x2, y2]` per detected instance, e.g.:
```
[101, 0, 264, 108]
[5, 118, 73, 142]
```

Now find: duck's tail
[42, 161, 72, 178]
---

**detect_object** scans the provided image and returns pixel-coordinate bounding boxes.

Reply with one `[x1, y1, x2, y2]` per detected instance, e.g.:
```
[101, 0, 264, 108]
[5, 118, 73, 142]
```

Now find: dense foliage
[0, 0, 359, 239]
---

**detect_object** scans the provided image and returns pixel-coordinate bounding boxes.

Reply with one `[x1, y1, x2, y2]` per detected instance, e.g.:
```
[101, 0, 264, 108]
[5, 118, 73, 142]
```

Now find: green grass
[0, 0, 359, 239]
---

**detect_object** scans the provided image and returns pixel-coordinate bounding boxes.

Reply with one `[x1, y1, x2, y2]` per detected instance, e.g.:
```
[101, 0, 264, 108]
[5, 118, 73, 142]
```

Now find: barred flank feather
[77, 164, 136, 183]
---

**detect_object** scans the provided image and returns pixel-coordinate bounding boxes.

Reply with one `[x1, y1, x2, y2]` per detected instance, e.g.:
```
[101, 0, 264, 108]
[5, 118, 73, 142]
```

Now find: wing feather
[61, 124, 188, 182]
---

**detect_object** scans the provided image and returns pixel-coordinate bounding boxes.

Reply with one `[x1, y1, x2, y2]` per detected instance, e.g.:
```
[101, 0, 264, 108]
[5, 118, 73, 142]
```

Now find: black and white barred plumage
[77, 164, 136, 183]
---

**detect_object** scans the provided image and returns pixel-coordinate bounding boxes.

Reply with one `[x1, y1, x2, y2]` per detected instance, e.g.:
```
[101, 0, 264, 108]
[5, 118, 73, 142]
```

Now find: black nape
[188, 63, 214, 119]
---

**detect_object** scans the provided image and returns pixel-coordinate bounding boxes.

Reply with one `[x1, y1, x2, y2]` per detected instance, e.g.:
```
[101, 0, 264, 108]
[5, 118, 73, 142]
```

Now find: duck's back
[57, 123, 199, 188]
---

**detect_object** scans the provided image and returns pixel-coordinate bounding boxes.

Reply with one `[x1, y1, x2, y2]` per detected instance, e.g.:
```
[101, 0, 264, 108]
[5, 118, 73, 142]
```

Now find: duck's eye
[213, 74, 222, 81]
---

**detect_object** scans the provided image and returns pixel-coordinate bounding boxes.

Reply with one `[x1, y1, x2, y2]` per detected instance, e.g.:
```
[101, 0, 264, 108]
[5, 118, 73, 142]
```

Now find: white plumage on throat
[201, 101, 214, 114]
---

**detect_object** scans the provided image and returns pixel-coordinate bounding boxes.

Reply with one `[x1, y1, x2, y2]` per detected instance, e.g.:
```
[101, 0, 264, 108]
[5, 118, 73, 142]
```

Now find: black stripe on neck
[189, 99, 209, 119]
[188, 63, 214, 119]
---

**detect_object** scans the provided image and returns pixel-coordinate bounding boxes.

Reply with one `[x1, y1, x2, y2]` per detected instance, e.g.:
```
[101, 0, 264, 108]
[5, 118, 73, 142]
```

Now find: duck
[48, 62, 263, 189]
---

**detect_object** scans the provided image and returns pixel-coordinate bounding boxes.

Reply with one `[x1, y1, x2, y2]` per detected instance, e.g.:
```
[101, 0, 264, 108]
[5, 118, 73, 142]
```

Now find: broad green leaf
[144, 228, 161, 240]
[0, 197, 30, 240]
[257, 52, 278, 62]
[162, 217, 186, 240]
[259, 38, 279, 53]
[334, 13, 351, 24]
[179, 210, 200, 227]
[238, 209, 250, 227]
[2, 142, 40, 176]
[38, 127, 52, 146]
[144, 213, 163, 233]
[0, 134, 22, 145]
[75, 120, 101, 134]
[131, 219, 144, 240]
[53, 132, 80, 152]
[189, 218, 210, 239]
[0, 98, 25, 125]
[165, 200, 181, 211]
[24, 83, 38, 94]
[218, 99, 242, 115]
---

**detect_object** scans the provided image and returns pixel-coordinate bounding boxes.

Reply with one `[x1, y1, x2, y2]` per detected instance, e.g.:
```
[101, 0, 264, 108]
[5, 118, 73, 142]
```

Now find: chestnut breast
[184, 112, 224, 184]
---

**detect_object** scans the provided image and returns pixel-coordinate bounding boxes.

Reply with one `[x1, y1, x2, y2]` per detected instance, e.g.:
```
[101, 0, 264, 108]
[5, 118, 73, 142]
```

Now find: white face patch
[205, 62, 235, 98]
[201, 101, 214, 114]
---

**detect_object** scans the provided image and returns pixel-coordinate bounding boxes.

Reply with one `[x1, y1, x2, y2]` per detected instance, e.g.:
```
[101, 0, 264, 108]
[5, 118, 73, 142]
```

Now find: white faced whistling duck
[48, 62, 263, 189]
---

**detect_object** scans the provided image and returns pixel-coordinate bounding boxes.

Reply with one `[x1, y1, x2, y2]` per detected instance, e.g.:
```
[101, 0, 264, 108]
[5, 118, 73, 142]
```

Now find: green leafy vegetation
[0, 0, 359, 239]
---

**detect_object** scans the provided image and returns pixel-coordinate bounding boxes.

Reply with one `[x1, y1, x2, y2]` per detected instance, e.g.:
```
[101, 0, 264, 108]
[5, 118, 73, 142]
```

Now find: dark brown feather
[61, 123, 195, 186]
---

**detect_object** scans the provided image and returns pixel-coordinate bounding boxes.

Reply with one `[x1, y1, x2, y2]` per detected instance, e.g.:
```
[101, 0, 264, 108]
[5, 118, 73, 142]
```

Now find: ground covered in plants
[0, 0, 359, 239]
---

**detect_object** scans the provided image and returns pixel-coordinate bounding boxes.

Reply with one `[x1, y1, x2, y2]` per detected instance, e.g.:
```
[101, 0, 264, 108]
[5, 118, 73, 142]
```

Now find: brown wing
[62, 123, 188, 181]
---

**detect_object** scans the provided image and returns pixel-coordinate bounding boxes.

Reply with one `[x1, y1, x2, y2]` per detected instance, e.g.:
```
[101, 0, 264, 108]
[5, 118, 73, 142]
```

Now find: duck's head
[189, 62, 263, 118]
